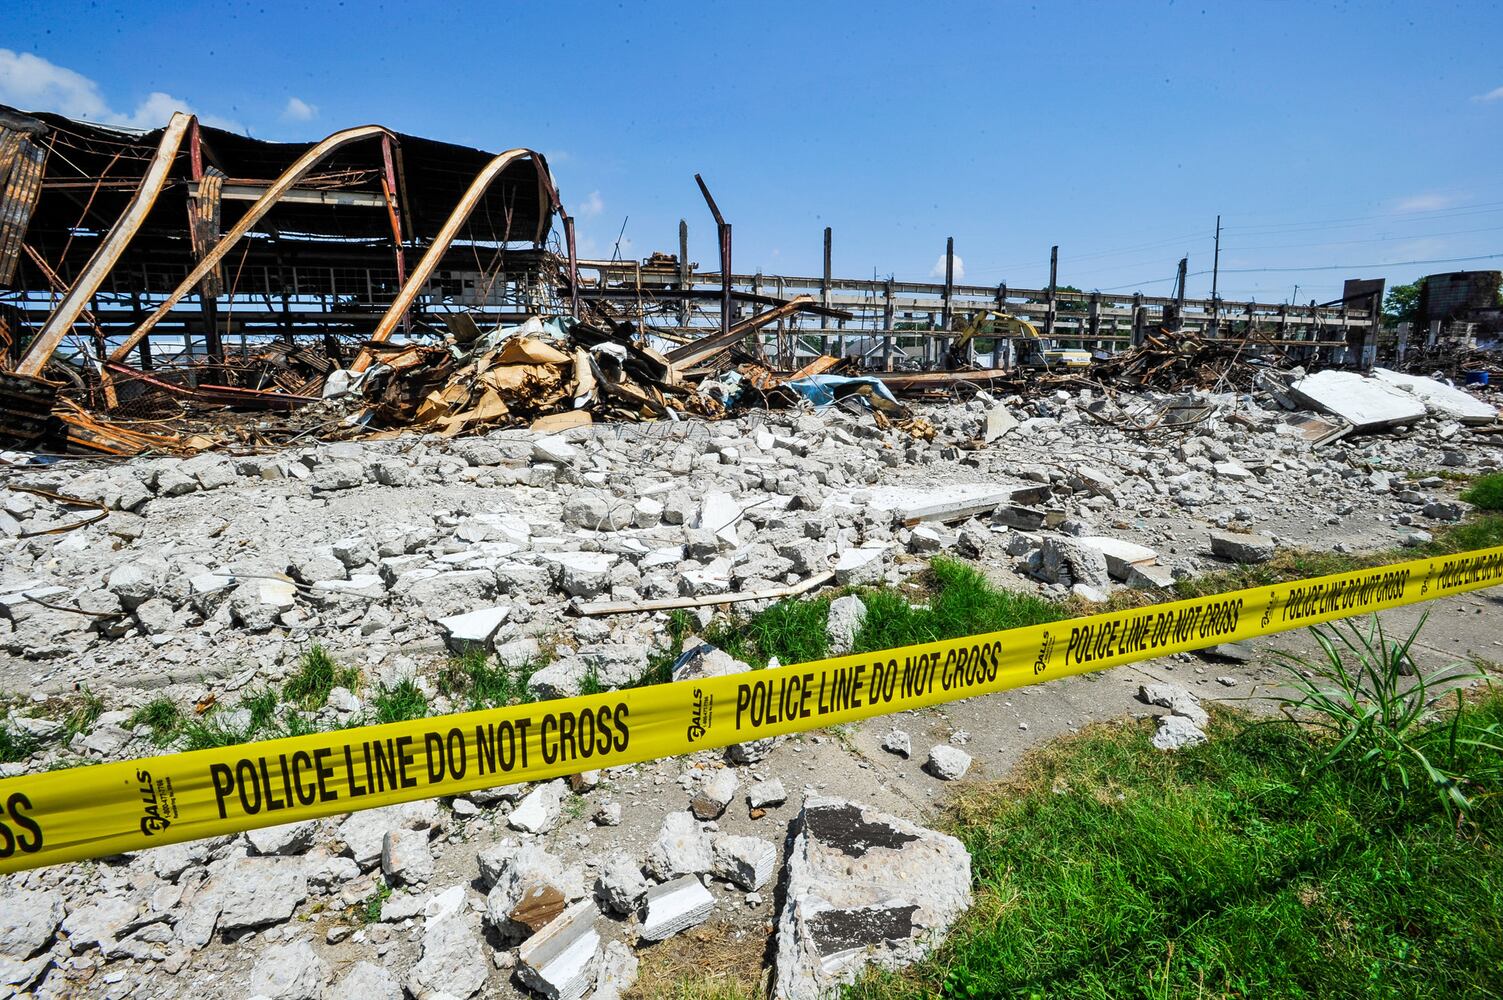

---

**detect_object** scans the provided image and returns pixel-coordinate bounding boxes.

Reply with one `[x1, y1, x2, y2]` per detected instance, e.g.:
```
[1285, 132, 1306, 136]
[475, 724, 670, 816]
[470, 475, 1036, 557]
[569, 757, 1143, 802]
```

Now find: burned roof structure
[0, 104, 565, 374]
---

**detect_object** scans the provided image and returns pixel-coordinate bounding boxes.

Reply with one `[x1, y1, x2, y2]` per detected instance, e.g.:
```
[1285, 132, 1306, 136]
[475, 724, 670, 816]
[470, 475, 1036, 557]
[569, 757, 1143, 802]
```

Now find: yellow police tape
[3, 544, 1501, 872]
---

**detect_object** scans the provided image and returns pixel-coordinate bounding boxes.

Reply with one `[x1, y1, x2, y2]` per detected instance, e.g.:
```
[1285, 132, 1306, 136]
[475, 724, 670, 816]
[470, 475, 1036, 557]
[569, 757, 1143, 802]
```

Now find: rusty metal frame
[105, 124, 394, 365]
[350, 148, 553, 373]
[378, 134, 407, 324]
[16, 112, 194, 376]
[693, 173, 732, 338]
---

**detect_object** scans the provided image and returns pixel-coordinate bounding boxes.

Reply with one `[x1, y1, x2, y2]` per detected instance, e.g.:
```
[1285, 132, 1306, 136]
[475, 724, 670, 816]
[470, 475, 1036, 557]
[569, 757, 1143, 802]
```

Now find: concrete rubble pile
[0, 344, 1499, 998]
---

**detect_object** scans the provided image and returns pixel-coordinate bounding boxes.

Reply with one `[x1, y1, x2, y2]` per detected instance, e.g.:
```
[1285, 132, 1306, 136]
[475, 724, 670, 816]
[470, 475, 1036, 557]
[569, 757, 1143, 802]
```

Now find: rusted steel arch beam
[16, 113, 194, 376]
[350, 148, 553, 374]
[106, 124, 393, 365]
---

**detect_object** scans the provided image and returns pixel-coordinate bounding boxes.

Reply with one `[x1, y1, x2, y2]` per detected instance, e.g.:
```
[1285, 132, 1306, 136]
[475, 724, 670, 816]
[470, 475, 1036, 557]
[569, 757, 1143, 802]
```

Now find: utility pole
[941, 236, 955, 367]
[1209, 214, 1221, 337]
[1045, 245, 1059, 338]
[677, 219, 689, 328]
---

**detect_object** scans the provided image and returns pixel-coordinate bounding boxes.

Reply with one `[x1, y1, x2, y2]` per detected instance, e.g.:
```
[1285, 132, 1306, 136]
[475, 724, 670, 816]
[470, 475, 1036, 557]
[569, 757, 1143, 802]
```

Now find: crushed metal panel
[188, 167, 226, 298]
[0, 133, 47, 286]
[1279, 412, 1351, 447]
[0, 370, 62, 449]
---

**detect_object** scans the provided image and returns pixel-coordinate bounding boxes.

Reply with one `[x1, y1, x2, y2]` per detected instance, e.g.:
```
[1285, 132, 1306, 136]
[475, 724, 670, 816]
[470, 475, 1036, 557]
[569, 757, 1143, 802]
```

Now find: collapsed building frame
[0, 106, 566, 376]
[0, 104, 1381, 390]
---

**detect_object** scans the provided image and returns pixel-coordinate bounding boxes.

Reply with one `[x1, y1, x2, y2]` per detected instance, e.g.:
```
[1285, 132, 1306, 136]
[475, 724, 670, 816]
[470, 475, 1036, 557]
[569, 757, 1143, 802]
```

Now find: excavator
[945, 310, 1092, 372]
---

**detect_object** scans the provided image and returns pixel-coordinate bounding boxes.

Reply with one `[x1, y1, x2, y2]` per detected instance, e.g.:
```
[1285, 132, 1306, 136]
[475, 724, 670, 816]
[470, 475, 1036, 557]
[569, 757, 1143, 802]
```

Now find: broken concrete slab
[516, 901, 601, 1000]
[1289, 370, 1427, 431]
[774, 797, 971, 999]
[1370, 368, 1497, 424]
[924, 745, 972, 781]
[826, 594, 867, 656]
[711, 834, 777, 891]
[481, 841, 587, 937]
[1038, 536, 1112, 589]
[1210, 531, 1275, 564]
[1074, 536, 1158, 582]
[1152, 715, 1208, 750]
[982, 406, 1019, 442]
[697, 490, 746, 548]
[436, 604, 510, 653]
[833, 545, 887, 586]
[690, 769, 740, 821]
[644, 811, 714, 880]
[1138, 682, 1209, 727]
[509, 780, 567, 834]
[826, 484, 1013, 526]
[640, 875, 715, 942]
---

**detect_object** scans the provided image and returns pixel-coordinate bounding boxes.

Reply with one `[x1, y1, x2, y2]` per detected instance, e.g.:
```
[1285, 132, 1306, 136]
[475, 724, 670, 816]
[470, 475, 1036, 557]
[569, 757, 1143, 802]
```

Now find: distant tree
[1383, 279, 1424, 326]
[1027, 284, 1087, 313]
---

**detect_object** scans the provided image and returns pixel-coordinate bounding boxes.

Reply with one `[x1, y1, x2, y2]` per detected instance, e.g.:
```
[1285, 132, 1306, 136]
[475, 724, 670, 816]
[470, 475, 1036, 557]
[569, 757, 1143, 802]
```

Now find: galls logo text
[136, 769, 174, 836]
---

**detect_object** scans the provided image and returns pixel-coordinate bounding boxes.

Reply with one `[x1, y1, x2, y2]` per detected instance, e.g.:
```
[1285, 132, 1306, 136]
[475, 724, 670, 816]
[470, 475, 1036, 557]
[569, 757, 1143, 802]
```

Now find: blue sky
[4, 0, 1502, 304]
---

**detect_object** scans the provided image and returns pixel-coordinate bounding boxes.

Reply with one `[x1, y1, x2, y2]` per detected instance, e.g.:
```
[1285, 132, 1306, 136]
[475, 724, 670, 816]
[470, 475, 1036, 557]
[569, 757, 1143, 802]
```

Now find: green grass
[126, 697, 184, 746]
[175, 688, 318, 750]
[1271, 615, 1499, 818]
[436, 649, 540, 710]
[850, 558, 1067, 655]
[283, 645, 360, 710]
[63, 687, 104, 738]
[693, 557, 1068, 670]
[177, 713, 259, 751]
[369, 679, 428, 724]
[848, 697, 1503, 1000]
[1462, 473, 1503, 512]
[0, 722, 39, 763]
[579, 668, 608, 697]
[357, 882, 392, 924]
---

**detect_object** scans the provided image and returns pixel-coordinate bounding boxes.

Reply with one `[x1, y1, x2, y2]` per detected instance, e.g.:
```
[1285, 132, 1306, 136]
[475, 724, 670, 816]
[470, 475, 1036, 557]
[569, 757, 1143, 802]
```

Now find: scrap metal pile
[1, 308, 948, 456]
[1076, 329, 1287, 393]
[1391, 343, 1503, 384]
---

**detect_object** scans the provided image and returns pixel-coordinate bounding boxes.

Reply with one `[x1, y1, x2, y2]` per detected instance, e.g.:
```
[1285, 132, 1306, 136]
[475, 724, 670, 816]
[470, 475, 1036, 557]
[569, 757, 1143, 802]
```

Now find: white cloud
[1472, 85, 1503, 102]
[1393, 192, 1458, 213]
[576, 190, 604, 220]
[0, 49, 110, 119]
[930, 253, 965, 280]
[281, 96, 317, 122]
[0, 48, 244, 133]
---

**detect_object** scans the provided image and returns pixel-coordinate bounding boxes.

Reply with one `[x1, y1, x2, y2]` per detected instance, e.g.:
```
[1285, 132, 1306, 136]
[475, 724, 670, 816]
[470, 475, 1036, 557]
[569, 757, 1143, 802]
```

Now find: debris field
[2, 102, 1503, 1000]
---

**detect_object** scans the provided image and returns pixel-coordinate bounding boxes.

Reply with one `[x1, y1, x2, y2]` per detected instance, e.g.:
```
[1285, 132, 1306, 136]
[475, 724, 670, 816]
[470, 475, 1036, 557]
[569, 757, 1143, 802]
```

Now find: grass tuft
[852, 557, 1066, 655]
[436, 649, 540, 709]
[1272, 614, 1498, 817]
[0, 722, 39, 763]
[127, 697, 183, 746]
[369, 679, 428, 724]
[357, 881, 392, 924]
[63, 687, 104, 738]
[284, 645, 360, 710]
[1461, 472, 1503, 512]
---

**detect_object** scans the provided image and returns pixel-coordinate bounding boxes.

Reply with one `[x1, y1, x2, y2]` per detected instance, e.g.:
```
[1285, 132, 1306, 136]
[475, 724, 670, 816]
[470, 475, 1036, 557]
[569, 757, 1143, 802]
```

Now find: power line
[1218, 252, 1503, 274]
[1229, 223, 1503, 252]
[1089, 252, 1503, 293]
[1224, 202, 1503, 236]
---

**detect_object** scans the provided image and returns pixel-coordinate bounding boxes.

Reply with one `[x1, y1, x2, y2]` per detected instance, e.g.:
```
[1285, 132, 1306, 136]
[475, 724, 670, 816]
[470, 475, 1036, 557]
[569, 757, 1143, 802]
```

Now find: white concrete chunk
[640, 875, 715, 942]
[1289, 370, 1427, 431]
[517, 901, 601, 1000]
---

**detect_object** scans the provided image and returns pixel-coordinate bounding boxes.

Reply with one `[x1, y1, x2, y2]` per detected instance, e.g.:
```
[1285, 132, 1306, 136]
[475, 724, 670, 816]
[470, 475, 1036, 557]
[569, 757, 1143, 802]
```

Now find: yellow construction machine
[946, 310, 1092, 371]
